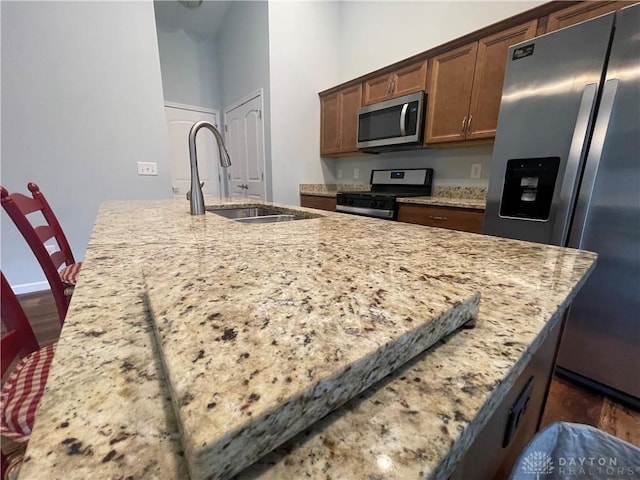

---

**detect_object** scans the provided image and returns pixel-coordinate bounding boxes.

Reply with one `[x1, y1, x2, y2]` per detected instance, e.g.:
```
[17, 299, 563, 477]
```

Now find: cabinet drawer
[300, 194, 336, 212]
[397, 204, 484, 233]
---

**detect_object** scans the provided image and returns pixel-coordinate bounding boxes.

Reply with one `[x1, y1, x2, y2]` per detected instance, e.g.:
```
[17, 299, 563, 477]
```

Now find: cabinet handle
[335, 138, 339, 147]
[461, 116, 467, 135]
[391, 77, 396, 93]
[428, 215, 448, 222]
[467, 115, 473, 135]
[388, 76, 393, 94]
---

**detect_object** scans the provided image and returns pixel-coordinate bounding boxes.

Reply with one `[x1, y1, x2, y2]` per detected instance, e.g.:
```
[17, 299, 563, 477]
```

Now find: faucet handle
[186, 182, 205, 201]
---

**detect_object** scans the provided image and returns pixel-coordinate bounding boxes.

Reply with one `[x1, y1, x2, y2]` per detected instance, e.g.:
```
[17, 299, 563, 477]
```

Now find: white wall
[1, 1, 171, 290]
[217, 1, 273, 199]
[155, 22, 222, 110]
[339, 1, 545, 80]
[268, 1, 341, 205]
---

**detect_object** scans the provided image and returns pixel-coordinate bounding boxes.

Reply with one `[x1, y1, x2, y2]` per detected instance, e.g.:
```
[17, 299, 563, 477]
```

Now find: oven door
[335, 193, 396, 220]
[335, 204, 395, 220]
[357, 92, 425, 149]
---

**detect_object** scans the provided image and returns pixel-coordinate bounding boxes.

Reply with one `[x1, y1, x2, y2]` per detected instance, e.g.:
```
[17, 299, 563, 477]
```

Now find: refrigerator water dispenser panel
[499, 157, 560, 220]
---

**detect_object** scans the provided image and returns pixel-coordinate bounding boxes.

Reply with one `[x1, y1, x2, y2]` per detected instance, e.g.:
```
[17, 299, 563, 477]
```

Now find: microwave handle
[399, 103, 408, 136]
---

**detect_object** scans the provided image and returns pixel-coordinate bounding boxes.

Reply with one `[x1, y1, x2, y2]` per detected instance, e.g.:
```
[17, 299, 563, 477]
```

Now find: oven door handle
[400, 103, 408, 136]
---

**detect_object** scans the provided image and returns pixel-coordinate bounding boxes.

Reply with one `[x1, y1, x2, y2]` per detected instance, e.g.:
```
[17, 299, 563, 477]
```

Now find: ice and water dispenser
[499, 157, 560, 221]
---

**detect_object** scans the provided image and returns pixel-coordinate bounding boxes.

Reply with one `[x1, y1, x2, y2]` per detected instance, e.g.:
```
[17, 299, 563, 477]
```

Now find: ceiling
[153, 0, 232, 36]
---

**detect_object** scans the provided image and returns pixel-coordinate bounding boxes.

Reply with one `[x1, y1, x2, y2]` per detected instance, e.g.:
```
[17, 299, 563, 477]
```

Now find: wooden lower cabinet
[397, 203, 484, 233]
[451, 318, 564, 479]
[299, 194, 336, 212]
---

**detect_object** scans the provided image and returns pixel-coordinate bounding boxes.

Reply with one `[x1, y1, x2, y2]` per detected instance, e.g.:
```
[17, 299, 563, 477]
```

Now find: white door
[165, 105, 223, 199]
[224, 92, 266, 199]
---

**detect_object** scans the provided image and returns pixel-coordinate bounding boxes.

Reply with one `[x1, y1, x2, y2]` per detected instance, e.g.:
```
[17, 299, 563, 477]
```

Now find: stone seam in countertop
[142, 226, 482, 479]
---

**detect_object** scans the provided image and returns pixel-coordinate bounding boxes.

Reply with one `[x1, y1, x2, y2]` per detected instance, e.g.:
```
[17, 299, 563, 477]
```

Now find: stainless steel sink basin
[208, 207, 286, 219]
[235, 215, 296, 224]
[206, 206, 322, 224]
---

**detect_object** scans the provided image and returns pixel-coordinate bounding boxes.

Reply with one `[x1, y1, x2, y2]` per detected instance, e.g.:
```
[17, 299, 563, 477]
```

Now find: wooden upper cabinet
[426, 20, 537, 144]
[320, 84, 362, 156]
[393, 60, 428, 98]
[425, 42, 478, 144]
[363, 73, 394, 105]
[546, 1, 637, 32]
[363, 60, 428, 106]
[320, 93, 340, 155]
[467, 20, 538, 140]
[339, 84, 363, 153]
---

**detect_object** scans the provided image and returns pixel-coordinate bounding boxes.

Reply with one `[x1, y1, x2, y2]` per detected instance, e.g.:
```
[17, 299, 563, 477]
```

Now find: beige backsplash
[432, 185, 487, 200]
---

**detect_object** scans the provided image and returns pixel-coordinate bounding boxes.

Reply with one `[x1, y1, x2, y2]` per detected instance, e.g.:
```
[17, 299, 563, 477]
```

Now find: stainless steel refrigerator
[484, 4, 639, 406]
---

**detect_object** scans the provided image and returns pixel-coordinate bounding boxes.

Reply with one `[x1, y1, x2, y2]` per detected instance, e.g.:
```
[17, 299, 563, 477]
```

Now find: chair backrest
[1, 273, 40, 379]
[1, 183, 75, 324]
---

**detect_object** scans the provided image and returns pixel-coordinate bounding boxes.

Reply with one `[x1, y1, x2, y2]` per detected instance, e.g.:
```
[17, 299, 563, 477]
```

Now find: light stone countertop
[18, 198, 596, 480]
[299, 190, 338, 198]
[143, 211, 480, 479]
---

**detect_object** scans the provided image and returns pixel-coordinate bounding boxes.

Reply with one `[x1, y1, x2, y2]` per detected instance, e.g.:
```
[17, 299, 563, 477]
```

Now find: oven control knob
[369, 200, 377, 208]
[347, 198, 354, 205]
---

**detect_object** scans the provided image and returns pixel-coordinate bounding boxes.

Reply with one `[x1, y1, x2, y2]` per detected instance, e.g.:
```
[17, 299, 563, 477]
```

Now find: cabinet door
[363, 73, 393, 106]
[300, 195, 336, 212]
[392, 60, 428, 98]
[320, 93, 340, 155]
[466, 20, 537, 140]
[425, 42, 478, 144]
[397, 204, 484, 233]
[338, 84, 363, 153]
[546, 1, 635, 32]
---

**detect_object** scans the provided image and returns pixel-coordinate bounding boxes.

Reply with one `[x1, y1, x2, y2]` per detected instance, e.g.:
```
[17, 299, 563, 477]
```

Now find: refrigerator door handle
[567, 79, 619, 249]
[551, 83, 599, 246]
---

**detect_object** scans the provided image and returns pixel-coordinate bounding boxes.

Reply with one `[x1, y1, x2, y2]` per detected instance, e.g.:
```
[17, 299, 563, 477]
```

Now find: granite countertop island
[18, 198, 596, 480]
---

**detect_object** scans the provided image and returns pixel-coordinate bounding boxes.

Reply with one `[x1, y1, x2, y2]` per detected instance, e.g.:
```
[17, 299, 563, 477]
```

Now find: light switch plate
[353, 168, 360, 180]
[337, 168, 343, 179]
[138, 162, 158, 176]
[470, 164, 482, 179]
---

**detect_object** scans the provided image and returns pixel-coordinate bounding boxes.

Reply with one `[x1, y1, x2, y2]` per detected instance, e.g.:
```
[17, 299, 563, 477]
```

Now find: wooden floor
[16, 290, 61, 347]
[541, 373, 640, 446]
[12, 290, 640, 449]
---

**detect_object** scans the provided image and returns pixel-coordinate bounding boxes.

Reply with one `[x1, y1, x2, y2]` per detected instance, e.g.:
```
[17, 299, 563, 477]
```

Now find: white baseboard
[12, 281, 50, 295]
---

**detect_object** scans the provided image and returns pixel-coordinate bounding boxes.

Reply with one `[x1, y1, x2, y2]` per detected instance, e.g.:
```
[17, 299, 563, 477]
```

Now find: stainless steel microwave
[356, 91, 425, 151]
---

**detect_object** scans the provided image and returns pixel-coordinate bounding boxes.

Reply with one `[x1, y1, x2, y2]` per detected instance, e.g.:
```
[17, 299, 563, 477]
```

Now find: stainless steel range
[336, 168, 433, 220]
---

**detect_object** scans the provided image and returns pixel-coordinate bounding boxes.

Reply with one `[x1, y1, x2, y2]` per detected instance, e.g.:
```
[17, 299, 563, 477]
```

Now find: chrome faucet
[187, 121, 232, 215]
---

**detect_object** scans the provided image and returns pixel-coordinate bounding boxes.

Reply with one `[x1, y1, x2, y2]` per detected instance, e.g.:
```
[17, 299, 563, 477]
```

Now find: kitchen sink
[235, 215, 296, 224]
[206, 206, 322, 223]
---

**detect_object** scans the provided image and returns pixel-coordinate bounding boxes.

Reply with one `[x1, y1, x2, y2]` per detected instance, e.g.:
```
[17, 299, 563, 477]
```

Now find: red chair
[1, 272, 56, 477]
[1, 183, 82, 324]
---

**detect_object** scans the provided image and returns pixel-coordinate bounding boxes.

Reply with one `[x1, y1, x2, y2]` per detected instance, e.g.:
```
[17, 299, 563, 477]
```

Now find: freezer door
[484, 13, 614, 245]
[557, 3, 640, 401]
